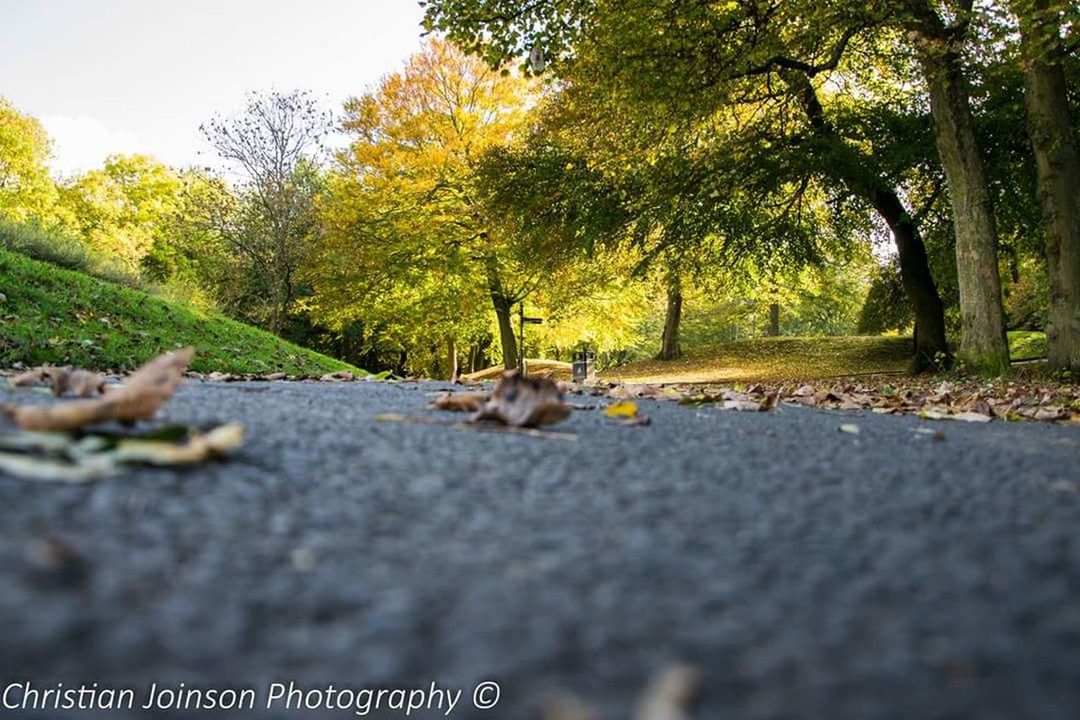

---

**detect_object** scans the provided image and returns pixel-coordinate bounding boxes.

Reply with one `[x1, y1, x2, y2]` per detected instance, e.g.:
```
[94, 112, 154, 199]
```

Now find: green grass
[603, 332, 1052, 384]
[0, 247, 362, 376]
[0, 219, 146, 290]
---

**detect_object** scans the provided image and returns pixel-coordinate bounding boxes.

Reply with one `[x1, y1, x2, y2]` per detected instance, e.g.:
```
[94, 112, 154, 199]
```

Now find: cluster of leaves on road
[376, 371, 578, 440]
[429, 371, 1079, 434]
[0, 349, 245, 481]
[578, 376, 1079, 425]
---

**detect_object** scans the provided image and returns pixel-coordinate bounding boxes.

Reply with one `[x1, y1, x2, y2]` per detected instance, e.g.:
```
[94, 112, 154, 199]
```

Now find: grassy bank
[0, 247, 361, 375]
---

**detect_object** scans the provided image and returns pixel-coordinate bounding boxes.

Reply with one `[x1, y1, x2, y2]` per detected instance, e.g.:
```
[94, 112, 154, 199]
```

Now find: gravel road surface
[1, 379, 1078, 719]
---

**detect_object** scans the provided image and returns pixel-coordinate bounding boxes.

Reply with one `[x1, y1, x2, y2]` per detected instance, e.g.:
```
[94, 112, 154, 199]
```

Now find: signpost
[518, 303, 543, 374]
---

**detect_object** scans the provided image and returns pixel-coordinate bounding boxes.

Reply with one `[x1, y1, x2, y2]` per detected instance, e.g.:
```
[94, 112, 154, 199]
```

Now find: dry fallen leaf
[320, 370, 356, 382]
[723, 398, 768, 412]
[839, 423, 861, 434]
[473, 371, 572, 428]
[543, 696, 596, 720]
[951, 411, 993, 423]
[47, 367, 107, 397]
[111, 423, 245, 465]
[2, 347, 195, 432]
[633, 664, 701, 720]
[0, 452, 115, 483]
[9, 367, 50, 388]
[431, 391, 490, 413]
[604, 400, 652, 426]
[605, 400, 640, 418]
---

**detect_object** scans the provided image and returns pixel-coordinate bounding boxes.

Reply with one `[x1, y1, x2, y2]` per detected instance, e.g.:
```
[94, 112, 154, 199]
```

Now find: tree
[900, 0, 1010, 372]
[316, 39, 536, 371]
[0, 98, 58, 224]
[1010, 0, 1080, 370]
[59, 154, 182, 270]
[200, 90, 332, 334]
[422, 0, 956, 371]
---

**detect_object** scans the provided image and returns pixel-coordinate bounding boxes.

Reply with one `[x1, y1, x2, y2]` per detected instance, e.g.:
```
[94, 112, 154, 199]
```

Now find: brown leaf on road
[951, 411, 994, 423]
[3, 348, 195, 432]
[431, 391, 490, 413]
[633, 664, 701, 720]
[472, 371, 572, 428]
[723, 398, 768, 412]
[9, 367, 50, 388]
[48, 368, 108, 397]
[10, 366, 107, 397]
[605, 400, 652, 426]
[544, 696, 597, 720]
[111, 423, 245, 465]
[320, 370, 356, 382]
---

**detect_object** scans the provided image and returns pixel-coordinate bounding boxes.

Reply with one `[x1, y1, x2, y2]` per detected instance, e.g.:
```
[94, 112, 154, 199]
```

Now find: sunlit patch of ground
[602, 336, 914, 384]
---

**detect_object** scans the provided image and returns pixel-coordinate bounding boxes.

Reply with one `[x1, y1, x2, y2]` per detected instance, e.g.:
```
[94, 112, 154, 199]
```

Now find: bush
[1003, 270, 1047, 331]
[858, 261, 913, 335]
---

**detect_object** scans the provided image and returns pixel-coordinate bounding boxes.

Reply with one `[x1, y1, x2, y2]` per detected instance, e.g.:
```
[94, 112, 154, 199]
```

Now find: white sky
[0, 1, 426, 176]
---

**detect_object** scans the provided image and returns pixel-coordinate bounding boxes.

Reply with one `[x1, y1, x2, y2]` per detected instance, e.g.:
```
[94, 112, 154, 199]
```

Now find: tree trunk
[491, 294, 518, 370]
[658, 277, 683, 360]
[767, 303, 780, 337]
[486, 260, 519, 370]
[1015, 0, 1080, 371]
[870, 189, 951, 371]
[787, 71, 951, 371]
[912, 24, 1009, 373]
[447, 338, 459, 382]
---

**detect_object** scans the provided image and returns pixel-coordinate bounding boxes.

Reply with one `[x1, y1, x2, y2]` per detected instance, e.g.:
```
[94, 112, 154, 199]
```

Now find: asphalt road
[1, 379, 1079, 719]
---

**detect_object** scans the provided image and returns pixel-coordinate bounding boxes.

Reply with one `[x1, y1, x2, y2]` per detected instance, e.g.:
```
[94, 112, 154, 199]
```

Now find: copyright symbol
[472, 681, 500, 709]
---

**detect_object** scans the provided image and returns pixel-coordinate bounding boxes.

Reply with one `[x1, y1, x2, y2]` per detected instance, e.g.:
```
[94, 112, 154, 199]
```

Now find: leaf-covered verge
[0, 248, 362, 376]
[602, 334, 1049, 385]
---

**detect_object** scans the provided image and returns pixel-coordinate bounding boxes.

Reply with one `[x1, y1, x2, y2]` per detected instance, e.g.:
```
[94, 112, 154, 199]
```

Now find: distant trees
[421, 0, 1079, 373]
[59, 154, 182, 270]
[312, 39, 537, 370]
[198, 90, 333, 334]
[0, 98, 58, 223]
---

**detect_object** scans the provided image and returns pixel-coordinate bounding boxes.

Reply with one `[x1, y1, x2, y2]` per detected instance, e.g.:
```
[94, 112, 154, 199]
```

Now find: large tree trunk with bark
[658, 277, 683, 360]
[910, 16, 1009, 373]
[767, 303, 780, 337]
[1015, 0, 1080, 371]
[486, 259, 519, 370]
[870, 189, 950, 371]
[491, 294, 518, 370]
[787, 72, 951, 371]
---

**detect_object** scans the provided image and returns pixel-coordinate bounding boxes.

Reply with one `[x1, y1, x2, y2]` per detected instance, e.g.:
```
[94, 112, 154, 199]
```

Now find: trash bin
[572, 348, 596, 384]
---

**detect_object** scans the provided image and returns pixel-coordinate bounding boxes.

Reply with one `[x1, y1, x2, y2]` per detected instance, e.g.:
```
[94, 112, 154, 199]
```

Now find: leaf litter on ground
[9, 365, 107, 397]
[0, 348, 246, 481]
[392, 370, 578, 439]
[561, 374, 1078, 424]
[543, 663, 700, 720]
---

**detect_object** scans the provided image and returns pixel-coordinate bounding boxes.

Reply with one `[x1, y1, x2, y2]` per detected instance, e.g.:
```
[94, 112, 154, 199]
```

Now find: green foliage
[309, 39, 538, 374]
[58, 154, 183, 270]
[1007, 330, 1046, 361]
[0, 97, 59, 224]
[1003, 263, 1048, 331]
[0, 247, 358, 375]
[858, 261, 914, 335]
